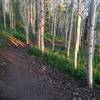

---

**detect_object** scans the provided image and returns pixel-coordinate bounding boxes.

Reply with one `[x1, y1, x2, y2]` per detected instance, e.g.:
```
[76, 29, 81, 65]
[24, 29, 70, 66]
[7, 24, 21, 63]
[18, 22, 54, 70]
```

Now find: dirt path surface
[0, 44, 100, 100]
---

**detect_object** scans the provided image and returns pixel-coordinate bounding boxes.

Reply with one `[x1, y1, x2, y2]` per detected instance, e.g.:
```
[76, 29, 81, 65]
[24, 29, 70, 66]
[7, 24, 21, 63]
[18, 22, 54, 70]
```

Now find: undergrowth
[44, 33, 64, 42]
[0, 37, 6, 48]
[26, 46, 42, 58]
[26, 46, 100, 85]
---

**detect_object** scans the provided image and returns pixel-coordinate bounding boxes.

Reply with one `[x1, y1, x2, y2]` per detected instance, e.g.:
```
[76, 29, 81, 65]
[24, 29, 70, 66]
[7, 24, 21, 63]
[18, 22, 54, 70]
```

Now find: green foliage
[93, 54, 100, 72]
[16, 23, 25, 34]
[27, 46, 100, 85]
[44, 33, 64, 42]
[43, 49, 87, 81]
[0, 30, 13, 40]
[94, 70, 100, 85]
[0, 37, 6, 48]
[0, 24, 26, 43]
[73, 67, 87, 80]
[14, 32, 26, 42]
[44, 49, 67, 71]
[55, 35, 64, 42]
[15, 23, 26, 43]
[26, 46, 42, 58]
[44, 33, 53, 41]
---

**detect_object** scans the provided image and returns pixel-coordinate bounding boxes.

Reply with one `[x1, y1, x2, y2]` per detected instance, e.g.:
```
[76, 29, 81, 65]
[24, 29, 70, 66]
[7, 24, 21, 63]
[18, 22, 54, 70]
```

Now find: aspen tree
[87, 0, 97, 88]
[67, 0, 74, 58]
[74, 0, 82, 69]
[39, 0, 45, 52]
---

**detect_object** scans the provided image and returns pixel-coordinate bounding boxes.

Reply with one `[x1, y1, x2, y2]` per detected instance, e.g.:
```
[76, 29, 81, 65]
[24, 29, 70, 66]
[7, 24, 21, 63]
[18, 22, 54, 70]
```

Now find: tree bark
[52, 11, 56, 50]
[67, 1, 74, 58]
[74, 0, 82, 69]
[87, 0, 97, 88]
[39, 0, 45, 53]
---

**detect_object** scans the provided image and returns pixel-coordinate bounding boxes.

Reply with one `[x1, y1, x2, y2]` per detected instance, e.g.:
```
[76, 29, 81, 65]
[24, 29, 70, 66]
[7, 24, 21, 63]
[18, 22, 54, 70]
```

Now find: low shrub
[26, 46, 42, 58]
[43, 49, 87, 81]
[44, 33, 64, 42]
[14, 33, 26, 42]
[0, 37, 6, 48]
[27, 46, 100, 85]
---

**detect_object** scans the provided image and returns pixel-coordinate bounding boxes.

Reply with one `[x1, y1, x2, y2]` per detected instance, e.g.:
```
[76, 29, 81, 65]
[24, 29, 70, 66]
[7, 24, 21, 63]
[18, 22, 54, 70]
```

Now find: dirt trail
[0, 44, 100, 100]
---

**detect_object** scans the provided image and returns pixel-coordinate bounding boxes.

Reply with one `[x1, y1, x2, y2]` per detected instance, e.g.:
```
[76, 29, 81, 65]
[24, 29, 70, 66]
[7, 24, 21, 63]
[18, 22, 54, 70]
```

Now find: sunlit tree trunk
[87, 0, 97, 88]
[74, 0, 82, 69]
[39, 0, 45, 52]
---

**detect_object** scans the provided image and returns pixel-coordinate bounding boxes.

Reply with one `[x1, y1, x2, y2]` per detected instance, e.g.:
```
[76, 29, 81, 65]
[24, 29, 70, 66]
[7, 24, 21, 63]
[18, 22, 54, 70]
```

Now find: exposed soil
[0, 44, 100, 100]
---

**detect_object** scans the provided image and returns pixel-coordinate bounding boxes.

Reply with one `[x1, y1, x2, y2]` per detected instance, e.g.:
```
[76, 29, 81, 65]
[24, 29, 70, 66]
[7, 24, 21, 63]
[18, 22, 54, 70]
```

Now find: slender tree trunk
[64, 18, 68, 50]
[74, 0, 82, 69]
[10, 1, 14, 29]
[31, 0, 36, 34]
[24, 0, 29, 44]
[64, 0, 68, 49]
[52, 11, 56, 50]
[51, 16, 54, 35]
[48, 0, 51, 34]
[87, 0, 97, 88]
[67, 1, 74, 58]
[38, 29, 40, 48]
[39, 0, 45, 53]
[2, 0, 6, 30]
[33, 1, 36, 34]
[36, 0, 41, 47]
[11, 6, 14, 29]
[10, 7, 12, 28]
[27, 0, 30, 44]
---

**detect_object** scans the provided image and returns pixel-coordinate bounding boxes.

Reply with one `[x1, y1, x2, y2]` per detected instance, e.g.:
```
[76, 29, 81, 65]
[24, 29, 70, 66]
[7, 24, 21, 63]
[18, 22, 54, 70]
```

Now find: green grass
[14, 32, 26, 42]
[43, 48, 87, 81]
[27, 46, 100, 85]
[26, 46, 42, 58]
[0, 24, 99, 86]
[44, 33, 53, 42]
[44, 32, 64, 42]
[0, 37, 6, 48]
[0, 27, 26, 43]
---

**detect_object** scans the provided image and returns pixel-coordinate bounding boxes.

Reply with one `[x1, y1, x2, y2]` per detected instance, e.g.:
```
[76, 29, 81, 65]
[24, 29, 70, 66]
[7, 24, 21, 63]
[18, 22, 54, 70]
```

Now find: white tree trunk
[87, 0, 97, 88]
[74, 0, 82, 69]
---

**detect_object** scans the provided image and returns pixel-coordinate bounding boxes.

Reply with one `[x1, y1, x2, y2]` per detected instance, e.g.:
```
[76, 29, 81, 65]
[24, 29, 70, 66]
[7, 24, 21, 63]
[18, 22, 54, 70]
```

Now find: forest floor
[0, 43, 100, 100]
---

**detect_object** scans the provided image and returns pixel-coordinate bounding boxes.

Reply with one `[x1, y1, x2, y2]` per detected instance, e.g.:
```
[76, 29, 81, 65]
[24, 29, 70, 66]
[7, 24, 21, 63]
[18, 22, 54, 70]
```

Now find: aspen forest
[0, 0, 100, 100]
